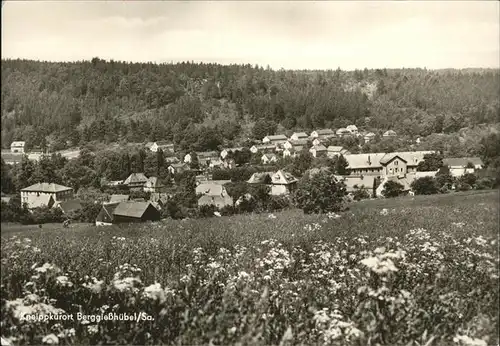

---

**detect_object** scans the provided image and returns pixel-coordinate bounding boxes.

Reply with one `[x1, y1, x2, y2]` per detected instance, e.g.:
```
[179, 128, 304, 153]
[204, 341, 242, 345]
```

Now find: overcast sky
[1, 1, 499, 70]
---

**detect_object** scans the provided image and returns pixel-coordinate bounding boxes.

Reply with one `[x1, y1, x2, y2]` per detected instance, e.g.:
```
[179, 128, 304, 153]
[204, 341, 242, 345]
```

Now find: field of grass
[1, 190, 498, 345]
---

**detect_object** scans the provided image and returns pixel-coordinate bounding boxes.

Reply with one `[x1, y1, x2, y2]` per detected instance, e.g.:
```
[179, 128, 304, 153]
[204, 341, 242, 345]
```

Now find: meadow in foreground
[1, 191, 499, 345]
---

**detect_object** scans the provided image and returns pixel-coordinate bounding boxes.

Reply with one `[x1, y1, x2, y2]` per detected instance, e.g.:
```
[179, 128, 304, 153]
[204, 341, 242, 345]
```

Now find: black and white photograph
[1, 1, 499, 345]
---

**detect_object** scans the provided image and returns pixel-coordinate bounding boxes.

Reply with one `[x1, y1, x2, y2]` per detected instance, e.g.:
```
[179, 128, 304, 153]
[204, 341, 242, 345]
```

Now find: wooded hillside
[1, 58, 499, 152]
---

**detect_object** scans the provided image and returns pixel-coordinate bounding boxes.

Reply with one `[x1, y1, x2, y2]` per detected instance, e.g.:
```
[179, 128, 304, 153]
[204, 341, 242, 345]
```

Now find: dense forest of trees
[2, 58, 499, 153]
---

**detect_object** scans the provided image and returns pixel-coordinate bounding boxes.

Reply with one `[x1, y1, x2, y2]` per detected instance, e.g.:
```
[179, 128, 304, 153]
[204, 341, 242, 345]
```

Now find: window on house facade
[395, 161, 398, 165]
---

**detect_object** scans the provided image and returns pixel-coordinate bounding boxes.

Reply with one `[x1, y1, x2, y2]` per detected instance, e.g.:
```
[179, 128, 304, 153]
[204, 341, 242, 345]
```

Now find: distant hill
[1, 58, 499, 153]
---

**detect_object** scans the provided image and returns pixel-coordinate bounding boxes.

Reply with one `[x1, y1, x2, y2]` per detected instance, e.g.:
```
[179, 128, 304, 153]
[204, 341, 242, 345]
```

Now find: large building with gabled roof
[20, 183, 73, 209]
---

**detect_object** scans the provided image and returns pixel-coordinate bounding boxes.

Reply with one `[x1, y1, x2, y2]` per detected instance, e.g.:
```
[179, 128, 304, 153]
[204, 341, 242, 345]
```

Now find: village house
[96, 201, 161, 226]
[55, 199, 82, 216]
[334, 174, 377, 197]
[283, 139, 309, 150]
[167, 163, 188, 175]
[10, 141, 26, 154]
[247, 170, 298, 196]
[443, 157, 484, 177]
[143, 177, 164, 193]
[290, 132, 309, 141]
[146, 141, 175, 153]
[149, 192, 170, 209]
[20, 183, 74, 209]
[196, 182, 233, 208]
[327, 146, 350, 158]
[309, 145, 328, 158]
[310, 129, 335, 139]
[346, 125, 359, 135]
[383, 130, 397, 138]
[262, 134, 288, 145]
[165, 156, 180, 164]
[123, 173, 149, 191]
[220, 147, 243, 159]
[363, 132, 376, 143]
[109, 194, 131, 203]
[282, 147, 302, 159]
[336, 128, 352, 137]
[343, 151, 434, 176]
[261, 153, 278, 164]
[184, 151, 220, 166]
[250, 144, 278, 154]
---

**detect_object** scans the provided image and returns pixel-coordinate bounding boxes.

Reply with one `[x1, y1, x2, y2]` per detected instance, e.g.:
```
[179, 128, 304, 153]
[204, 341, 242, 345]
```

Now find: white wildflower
[143, 283, 166, 303]
[214, 211, 221, 217]
[56, 276, 73, 288]
[380, 208, 389, 215]
[268, 213, 277, 219]
[42, 334, 59, 345]
[113, 277, 142, 292]
[453, 335, 487, 346]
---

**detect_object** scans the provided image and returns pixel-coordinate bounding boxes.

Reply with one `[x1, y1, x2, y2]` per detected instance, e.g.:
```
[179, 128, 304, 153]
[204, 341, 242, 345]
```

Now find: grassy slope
[1, 190, 497, 280]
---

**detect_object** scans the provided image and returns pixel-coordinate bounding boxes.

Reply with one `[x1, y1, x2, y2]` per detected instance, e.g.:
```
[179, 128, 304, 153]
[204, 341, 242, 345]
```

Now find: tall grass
[1, 191, 498, 345]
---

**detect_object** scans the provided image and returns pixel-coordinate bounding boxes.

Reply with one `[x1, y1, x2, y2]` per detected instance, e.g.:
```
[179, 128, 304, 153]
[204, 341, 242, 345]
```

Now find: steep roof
[364, 132, 376, 137]
[255, 144, 277, 150]
[56, 199, 82, 214]
[123, 173, 148, 185]
[310, 145, 327, 151]
[11, 141, 25, 147]
[328, 146, 345, 152]
[165, 156, 180, 163]
[109, 194, 130, 203]
[383, 130, 397, 136]
[314, 129, 334, 135]
[292, 132, 308, 137]
[198, 194, 233, 207]
[264, 134, 288, 141]
[197, 151, 219, 158]
[346, 125, 358, 131]
[96, 202, 119, 223]
[379, 154, 408, 165]
[443, 157, 484, 167]
[21, 183, 73, 193]
[113, 201, 153, 218]
[262, 153, 277, 160]
[392, 151, 435, 166]
[247, 172, 274, 184]
[289, 139, 309, 146]
[271, 170, 298, 185]
[196, 183, 229, 196]
[344, 153, 387, 169]
[335, 175, 377, 192]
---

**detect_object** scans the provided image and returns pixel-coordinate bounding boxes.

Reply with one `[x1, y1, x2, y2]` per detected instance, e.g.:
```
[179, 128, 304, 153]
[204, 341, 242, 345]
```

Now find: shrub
[294, 171, 346, 214]
[411, 177, 440, 195]
[455, 182, 472, 191]
[73, 202, 102, 223]
[198, 204, 218, 218]
[21, 207, 66, 225]
[475, 177, 494, 190]
[352, 187, 370, 201]
[382, 181, 405, 198]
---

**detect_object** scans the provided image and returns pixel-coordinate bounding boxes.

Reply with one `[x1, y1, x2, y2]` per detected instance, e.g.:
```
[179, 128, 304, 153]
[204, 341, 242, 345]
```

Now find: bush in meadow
[382, 180, 405, 198]
[294, 170, 346, 214]
[411, 176, 440, 195]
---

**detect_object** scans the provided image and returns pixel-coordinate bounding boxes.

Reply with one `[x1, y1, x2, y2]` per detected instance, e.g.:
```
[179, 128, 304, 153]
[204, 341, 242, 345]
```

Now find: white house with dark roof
[346, 125, 359, 135]
[196, 182, 233, 208]
[20, 183, 74, 209]
[443, 157, 483, 177]
[283, 139, 308, 150]
[143, 177, 164, 193]
[250, 144, 278, 154]
[327, 146, 350, 158]
[290, 132, 309, 141]
[309, 145, 328, 158]
[220, 147, 243, 159]
[311, 129, 335, 139]
[343, 151, 434, 176]
[261, 153, 278, 164]
[148, 141, 175, 153]
[10, 141, 26, 154]
[247, 170, 298, 196]
[262, 134, 288, 145]
[123, 173, 149, 191]
[383, 130, 397, 138]
[363, 132, 376, 143]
